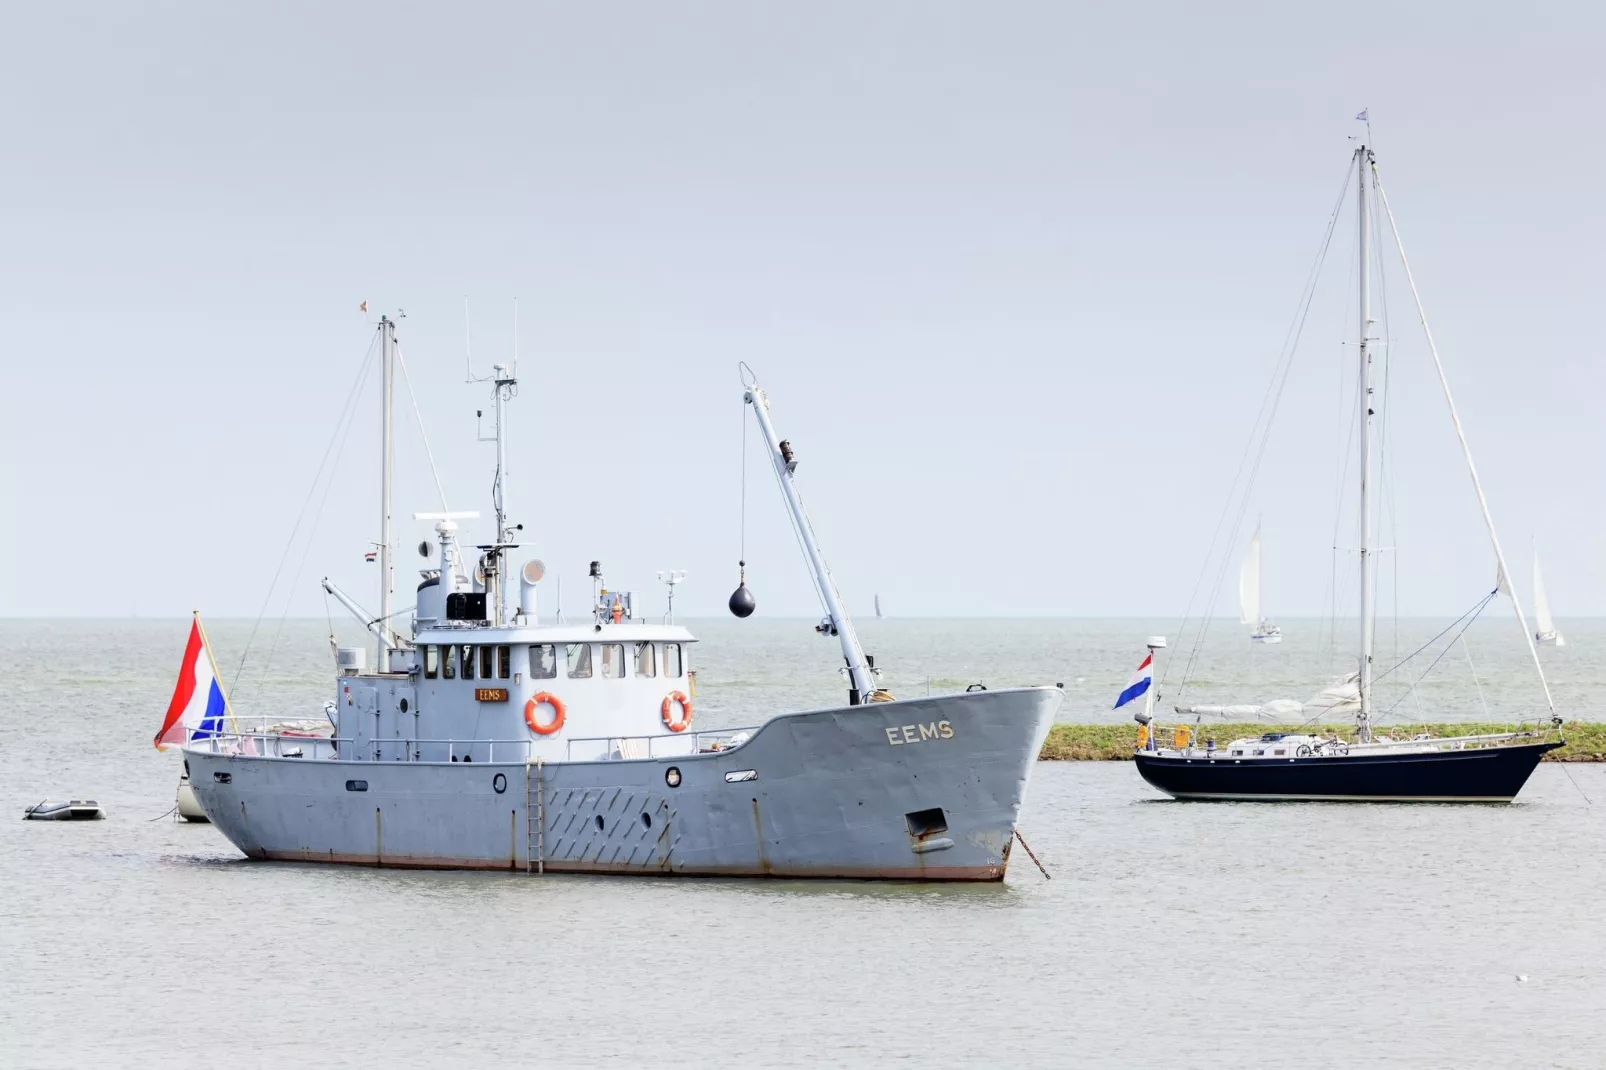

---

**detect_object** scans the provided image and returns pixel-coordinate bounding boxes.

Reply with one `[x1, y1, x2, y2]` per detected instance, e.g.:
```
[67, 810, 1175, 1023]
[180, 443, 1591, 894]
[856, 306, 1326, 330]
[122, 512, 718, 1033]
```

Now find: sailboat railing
[1345, 731, 1545, 752]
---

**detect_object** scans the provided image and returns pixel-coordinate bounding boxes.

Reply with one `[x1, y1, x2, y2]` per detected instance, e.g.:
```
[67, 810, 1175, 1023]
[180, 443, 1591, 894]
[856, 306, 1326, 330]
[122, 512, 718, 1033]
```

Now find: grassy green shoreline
[1040, 722, 1606, 761]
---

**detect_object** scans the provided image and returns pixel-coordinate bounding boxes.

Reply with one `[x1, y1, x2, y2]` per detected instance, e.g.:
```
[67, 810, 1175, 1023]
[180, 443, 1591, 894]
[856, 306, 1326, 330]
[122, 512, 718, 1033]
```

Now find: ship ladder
[524, 758, 545, 875]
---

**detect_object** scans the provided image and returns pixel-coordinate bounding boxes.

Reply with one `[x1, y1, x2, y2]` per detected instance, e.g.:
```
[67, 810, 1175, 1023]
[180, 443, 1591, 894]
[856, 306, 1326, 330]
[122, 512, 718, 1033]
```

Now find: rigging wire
[254, 342, 378, 697]
[1167, 157, 1354, 698]
[739, 393, 748, 567]
[229, 331, 379, 695]
[1380, 590, 1496, 716]
[323, 588, 339, 669]
[1368, 161, 1411, 716]
[1460, 634, 1490, 719]
[395, 342, 450, 512]
[1371, 589, 1495, 687]
[1373, 166, 1558, 717]
[1320, 188, 1362, 667]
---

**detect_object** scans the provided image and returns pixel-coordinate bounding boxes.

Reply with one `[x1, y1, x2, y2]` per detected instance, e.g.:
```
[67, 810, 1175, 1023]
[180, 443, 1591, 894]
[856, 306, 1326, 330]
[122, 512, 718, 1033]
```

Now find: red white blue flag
[1113, 652, 1153, 710]
[154, 617, 229, 749]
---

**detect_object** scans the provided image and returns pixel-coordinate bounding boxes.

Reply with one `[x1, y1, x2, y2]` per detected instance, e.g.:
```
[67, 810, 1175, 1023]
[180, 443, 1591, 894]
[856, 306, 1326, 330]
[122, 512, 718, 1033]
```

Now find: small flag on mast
[1355, 109, 1368, 121]
[359, 300, 368, 313]
[1113, 652, 1154, 710]
[365, 550, 377, 563]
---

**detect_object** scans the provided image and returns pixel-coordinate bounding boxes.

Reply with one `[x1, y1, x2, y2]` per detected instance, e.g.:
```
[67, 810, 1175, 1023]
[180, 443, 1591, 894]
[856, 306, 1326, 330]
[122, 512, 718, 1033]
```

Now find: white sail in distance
[1533, 547, 1566, 647]
[1239, 524, 1262, 626]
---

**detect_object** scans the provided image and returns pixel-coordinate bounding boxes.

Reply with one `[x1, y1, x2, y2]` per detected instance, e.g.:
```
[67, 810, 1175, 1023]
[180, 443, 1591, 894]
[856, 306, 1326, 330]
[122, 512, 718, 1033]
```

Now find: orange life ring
[661, 691, 693, 733]
[524, 692, 566, 735]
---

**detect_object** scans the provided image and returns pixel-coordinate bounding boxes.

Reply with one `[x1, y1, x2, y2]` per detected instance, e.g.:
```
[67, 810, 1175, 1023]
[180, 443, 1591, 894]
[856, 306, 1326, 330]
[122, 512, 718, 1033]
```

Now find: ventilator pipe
[519, 569, 539, 622]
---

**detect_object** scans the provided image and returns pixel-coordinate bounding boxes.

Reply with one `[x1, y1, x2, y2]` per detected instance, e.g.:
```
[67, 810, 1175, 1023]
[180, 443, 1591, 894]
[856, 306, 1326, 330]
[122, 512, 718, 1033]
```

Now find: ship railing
[189, 728, 762, 763]
[1346, 731, 1539, 752]
[212, 713, 333, 734]
[565, 728, 759, 762]
[187, 733, 341, 760]
[336, 737, 539, 763]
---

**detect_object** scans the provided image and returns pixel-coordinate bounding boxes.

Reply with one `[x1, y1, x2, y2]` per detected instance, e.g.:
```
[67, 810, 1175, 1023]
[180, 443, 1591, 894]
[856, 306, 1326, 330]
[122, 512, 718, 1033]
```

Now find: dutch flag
[1113, 652, 1153, 710]
[153, 616, 230, 749]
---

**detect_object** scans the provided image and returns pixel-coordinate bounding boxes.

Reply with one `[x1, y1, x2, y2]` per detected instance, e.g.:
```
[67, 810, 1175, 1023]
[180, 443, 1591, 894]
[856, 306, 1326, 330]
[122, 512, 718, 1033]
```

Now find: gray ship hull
[185, 687, 1060, 881]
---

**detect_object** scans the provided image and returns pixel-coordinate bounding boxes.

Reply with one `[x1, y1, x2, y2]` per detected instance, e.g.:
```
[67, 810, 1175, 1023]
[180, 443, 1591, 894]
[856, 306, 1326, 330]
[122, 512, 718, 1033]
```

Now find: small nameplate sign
[475, 688, 509, 703]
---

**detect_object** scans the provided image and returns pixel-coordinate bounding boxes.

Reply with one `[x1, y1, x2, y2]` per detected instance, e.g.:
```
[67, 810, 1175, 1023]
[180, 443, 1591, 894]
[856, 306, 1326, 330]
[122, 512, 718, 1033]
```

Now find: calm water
[5, 618, 1606, 1068]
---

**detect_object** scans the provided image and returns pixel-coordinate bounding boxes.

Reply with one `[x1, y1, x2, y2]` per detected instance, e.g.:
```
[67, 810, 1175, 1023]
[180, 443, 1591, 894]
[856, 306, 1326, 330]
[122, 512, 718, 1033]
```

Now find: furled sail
[1173, 673, 1359, 722]
[1533, 549, 1566, 646]
[1239, 524, 1261, 625]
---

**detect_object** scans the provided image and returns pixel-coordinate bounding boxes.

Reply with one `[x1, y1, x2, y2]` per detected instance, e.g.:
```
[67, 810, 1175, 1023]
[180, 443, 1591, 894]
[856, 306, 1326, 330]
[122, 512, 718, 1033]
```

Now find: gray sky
[2, 1, 1601, 621]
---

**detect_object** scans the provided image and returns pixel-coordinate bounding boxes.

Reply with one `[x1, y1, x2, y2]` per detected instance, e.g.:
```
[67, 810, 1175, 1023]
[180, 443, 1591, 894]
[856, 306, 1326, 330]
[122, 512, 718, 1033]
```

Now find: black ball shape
[728, 583, 756, 618]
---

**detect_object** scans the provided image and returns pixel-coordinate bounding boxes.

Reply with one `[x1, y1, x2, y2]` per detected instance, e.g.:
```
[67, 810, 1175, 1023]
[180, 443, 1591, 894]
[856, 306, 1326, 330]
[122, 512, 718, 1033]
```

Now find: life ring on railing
[661, 691, 693, 733]
[524, 692, 566, 735]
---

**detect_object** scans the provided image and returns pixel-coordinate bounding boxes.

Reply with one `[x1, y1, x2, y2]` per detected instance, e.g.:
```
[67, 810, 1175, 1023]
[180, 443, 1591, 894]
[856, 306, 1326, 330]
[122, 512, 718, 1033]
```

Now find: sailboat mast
[1356, 146, 1377, 741]
[379, 316, 396, 668]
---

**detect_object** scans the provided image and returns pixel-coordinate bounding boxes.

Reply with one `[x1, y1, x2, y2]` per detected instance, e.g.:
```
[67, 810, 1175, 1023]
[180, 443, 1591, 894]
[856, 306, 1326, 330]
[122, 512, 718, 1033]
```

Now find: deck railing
[563, 727, 757, 762]
[187, 727, 759, 763]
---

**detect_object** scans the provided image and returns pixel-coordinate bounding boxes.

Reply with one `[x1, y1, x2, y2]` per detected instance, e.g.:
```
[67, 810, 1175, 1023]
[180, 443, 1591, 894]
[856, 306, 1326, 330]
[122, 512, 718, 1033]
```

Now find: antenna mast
[1356, 145, 1377, 742]
[468, 300, 521, 627]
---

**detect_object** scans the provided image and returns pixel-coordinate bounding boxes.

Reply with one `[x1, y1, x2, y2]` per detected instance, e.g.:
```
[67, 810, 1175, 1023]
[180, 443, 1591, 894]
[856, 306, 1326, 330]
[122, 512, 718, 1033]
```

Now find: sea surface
[5, 618, 1606, 1068]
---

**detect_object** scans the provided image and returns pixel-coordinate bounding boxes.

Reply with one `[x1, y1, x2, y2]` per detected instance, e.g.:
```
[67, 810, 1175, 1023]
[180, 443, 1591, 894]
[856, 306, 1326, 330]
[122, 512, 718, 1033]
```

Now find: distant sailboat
[1239, 523, 1282, 643]
[874, 593, 884, 619]
[1533, 545, 1566, 647]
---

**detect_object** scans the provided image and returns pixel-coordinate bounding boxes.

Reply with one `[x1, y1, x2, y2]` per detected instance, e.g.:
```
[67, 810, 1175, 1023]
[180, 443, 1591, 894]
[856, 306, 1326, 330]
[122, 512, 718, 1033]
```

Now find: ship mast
[742, 373, 876, 704]
[485, 362, 517, 626]
[1355, 145, 1377, 743]
[378, 315, 397, 668]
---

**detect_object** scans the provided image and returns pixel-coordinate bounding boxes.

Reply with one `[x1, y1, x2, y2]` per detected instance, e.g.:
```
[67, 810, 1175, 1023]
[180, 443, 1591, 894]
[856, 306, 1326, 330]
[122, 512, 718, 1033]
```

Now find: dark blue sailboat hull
[1134, 740, 1562, 802]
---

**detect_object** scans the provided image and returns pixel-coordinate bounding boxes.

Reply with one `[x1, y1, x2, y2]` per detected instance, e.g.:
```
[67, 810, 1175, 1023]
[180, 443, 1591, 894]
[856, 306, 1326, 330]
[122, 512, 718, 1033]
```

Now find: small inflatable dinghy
[23, 799, 106, 820]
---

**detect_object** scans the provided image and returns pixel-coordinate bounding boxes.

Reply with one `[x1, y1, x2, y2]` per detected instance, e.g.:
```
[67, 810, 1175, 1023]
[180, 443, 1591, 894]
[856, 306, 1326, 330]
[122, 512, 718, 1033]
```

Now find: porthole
[399, 698, 409, 713]
[665, 766, 682, 788]
[641, 812, 652, 829]
[492, 773, 507, 795]
[345, 779, 368, 792]
[594, 814, 605, 832]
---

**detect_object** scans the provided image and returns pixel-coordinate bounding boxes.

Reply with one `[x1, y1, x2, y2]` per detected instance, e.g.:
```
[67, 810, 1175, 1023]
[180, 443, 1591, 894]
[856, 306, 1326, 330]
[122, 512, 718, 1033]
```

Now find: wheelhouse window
[530, 644, 557, 679]
[441, 644, 457, 679]
[566, 644, 592, 679]
[634, 642, 655, 678]
[663, 643, 683, 679]
[479, 645, 495, 680]
[497, 645, 511, 679]
[424, 645, 439, 679]
[600, 644, 625, 679]
[462, 645, 475, 681]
